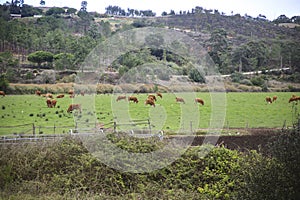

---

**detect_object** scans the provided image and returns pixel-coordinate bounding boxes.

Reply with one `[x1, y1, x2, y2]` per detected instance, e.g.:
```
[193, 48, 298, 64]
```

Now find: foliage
[266, 129, 300, 199]
[230, 72, 244, 83]
[0, 73, 9, 91]
[53, 53, 75, 70]
[188, 68, 205, 83]
[250, 76, 265, 86]
[45, 7, 65, 16]
[28, 51, 54, 67]
[0, 51, 19, 71]
[237, 150, 292, 200]
[20, 4, 43, 17]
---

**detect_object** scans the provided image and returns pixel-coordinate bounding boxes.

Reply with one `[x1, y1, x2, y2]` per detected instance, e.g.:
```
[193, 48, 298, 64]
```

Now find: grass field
[0, 92, 298, 135]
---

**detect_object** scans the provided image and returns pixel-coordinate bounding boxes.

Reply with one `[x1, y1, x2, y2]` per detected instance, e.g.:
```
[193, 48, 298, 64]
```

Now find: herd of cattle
[116, 92, 205, 107]
[265, 94, 300, 104]
[35, 90, 82, 113]
[0, 90, 299, 112]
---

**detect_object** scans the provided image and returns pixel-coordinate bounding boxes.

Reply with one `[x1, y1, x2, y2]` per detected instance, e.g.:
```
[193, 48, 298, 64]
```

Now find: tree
[80, 1, 88, 12]
[161, 11, 168, 16]
[40, 0, 45, 6]
[21, 4, 43, 17]
[207, 29, 229, 73]
[27, 51, 54, 67]
[53, 53, 75, 70]
[66, 8, 77, 15]
[0, 51, 19, 73]
[45, 7, 65, 16]
[188, 68, 205, 83]
[273, 14, 291, 24]
[0, 74, 9, 91]
[169, 10, 175, 15]
[291, 16, 300, 24]
[232, 41, 268, 72]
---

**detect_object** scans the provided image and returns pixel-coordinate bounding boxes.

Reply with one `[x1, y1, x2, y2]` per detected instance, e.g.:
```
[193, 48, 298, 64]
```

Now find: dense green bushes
[1, 128, 299, 199]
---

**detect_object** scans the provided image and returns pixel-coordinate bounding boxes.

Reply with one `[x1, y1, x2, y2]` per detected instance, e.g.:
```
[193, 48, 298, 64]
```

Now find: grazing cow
[128, 96, 139, 103]
[46, 98, 52, 108]
[0, 91, 5, 97]
[272, 96, 277, 102]
[195, 98, 204, 105]
[156, 92, 163, 99]
[289, 95, 300, 103]
[69, 94, 75, 98]
[116, 95, 126, 101]
[56, 94, 64, 98]
[67, 104, 82, 113]
[145, 99, 155, 107]
[176, 97, 185, 104]
[46, 98, 57, 108]
[80, 91, 85, 96]
[68, 90, 74, 95]
[35, 90, 41, 96]
[45, 93, 53, 99]
[265, 96, 272, 104]
[51, 99, 57, 108]
[148, 94, 157, 101]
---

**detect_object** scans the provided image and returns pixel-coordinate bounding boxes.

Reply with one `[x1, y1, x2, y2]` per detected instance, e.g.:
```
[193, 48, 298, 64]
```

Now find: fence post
[32, 123, 35, 136]
[148, 119, 151, 134]
[190, 121, 193, 134]
[282, 120, 286, 130]
[54, 124, 56, 134]
[113, 121, 117, 133]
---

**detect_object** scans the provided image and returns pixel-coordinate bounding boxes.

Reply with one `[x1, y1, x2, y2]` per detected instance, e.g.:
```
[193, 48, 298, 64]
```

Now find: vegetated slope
[152, 13, 300, 44]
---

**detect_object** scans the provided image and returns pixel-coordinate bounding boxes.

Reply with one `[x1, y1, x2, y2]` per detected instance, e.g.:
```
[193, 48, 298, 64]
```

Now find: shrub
[250, 76, 265, 86]
[230, 72, 244, 83]
[239, 79, 252, 86]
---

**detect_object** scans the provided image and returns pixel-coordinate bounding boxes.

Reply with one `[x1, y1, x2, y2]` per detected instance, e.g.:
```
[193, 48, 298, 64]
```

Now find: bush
[238, 150, 291, 200]
[0, 74, 9, 91]
[266, 129, 300, 198]
[239, 79, 253, 86]
[250, 76, 265, 86]
[230, 72, 244, 83]
[188, 68, 205, 83]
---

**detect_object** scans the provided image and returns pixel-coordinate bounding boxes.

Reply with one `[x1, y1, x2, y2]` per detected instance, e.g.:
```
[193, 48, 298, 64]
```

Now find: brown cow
[148, 94, 157, 101]
[68, 89, 74, 95]
[176, 97, 185, 104]
[145, 99, 155, 107]
[80, 91, 85, 96]
[195, 98, 204, 105]
[156, 92, 163, 99]
[69, 94, 75, 98]
[67, 104, 82, 113]
[128, 96, 139, 103]
[272, 96, 277, 102]
[46, 98, 52, 108]
[266, 96, 272, 104]
[45, 93, 53, 99]
[56, 94, 65, 98]
[289, 95, 300, 103]
[46, 98, 57, 108]
[0, 91, 5, 97]
[35, 90, 41, 96]
[51, 99, 57, 108]
[116, 95, 126, 101]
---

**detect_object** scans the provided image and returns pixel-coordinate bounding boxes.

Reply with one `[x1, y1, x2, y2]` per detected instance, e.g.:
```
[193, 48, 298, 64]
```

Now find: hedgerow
[1, 129, 299, 199]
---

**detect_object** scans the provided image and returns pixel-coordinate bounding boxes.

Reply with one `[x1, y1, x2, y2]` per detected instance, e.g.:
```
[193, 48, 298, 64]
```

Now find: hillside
[0, 4, 300, 90]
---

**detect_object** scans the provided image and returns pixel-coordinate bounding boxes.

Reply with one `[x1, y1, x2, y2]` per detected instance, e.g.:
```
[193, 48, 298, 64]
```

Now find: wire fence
[0, 119, 164, 143]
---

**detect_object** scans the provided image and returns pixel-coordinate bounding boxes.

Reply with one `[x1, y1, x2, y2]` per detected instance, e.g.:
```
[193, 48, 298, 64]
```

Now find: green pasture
[0, 92, 298, 135]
